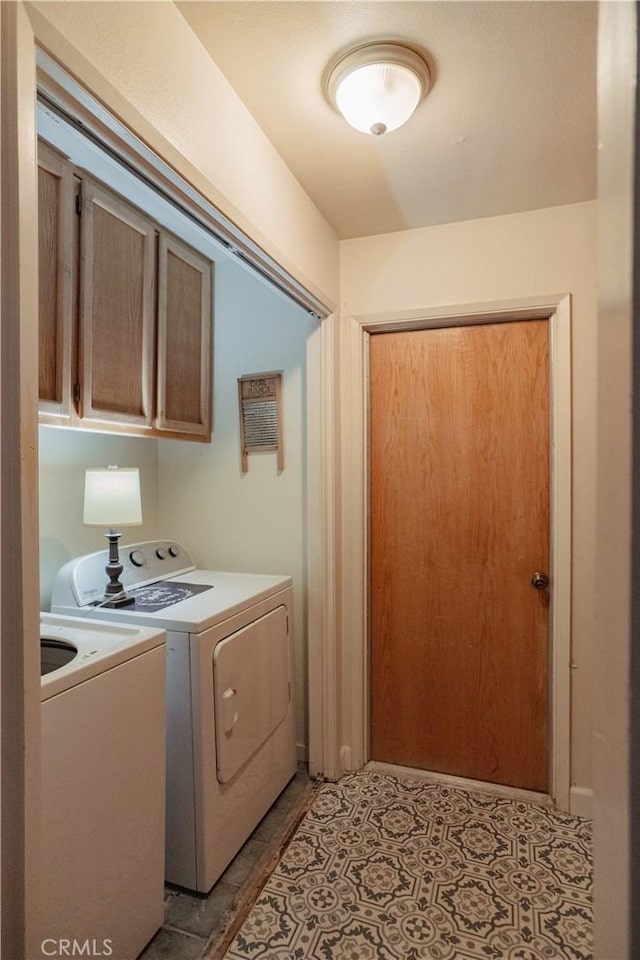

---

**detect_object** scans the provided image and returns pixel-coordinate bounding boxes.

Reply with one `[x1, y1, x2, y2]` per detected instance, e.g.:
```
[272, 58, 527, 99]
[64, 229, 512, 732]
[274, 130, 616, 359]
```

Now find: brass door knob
[531, 572, 549, 590]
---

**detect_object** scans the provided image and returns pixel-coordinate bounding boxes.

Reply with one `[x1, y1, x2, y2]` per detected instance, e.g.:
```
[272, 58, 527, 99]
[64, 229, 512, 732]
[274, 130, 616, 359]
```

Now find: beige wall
[593, 2, 635, 955]
[340, 200, 598, 799]
[26, 0, 339, 309]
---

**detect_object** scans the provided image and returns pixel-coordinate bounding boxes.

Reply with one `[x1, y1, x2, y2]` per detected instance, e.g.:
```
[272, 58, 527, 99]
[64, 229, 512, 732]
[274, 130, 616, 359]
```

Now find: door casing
[338, 295, 572, 809]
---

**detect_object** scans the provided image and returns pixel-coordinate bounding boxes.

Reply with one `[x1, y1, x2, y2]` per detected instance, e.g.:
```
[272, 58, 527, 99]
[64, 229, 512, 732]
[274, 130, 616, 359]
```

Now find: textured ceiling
[177, 1, 597, 240]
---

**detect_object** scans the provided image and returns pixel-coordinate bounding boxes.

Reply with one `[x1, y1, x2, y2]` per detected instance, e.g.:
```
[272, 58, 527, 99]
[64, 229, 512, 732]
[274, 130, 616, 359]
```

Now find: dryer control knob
[156, 548, 167, 560]
[130, 550, 145, 567]
[168, 544, 179, 558]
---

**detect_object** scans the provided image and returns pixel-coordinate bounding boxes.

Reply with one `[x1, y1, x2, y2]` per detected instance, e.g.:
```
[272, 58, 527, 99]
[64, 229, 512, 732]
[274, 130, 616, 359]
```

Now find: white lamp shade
[83, 467, 143, 527]
[335, 61, 423, 135]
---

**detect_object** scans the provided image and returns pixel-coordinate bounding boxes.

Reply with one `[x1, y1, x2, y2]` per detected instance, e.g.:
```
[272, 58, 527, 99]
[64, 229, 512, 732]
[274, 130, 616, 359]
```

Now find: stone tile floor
[138, 765, 315, 960]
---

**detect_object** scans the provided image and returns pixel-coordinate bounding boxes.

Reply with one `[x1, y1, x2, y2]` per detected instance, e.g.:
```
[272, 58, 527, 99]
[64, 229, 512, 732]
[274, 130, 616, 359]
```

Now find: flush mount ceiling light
[326, 41, 431, 136]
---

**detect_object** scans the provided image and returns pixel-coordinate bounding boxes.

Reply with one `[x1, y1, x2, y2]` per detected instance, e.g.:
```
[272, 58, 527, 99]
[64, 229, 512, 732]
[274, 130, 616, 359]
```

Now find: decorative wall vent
[237, 371, 284, 473]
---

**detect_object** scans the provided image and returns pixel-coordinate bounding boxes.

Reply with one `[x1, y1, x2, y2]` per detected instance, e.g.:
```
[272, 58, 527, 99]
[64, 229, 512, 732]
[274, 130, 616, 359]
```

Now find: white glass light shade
[335, 62, 423, 135]
[83, 467, 143, 527]
[327, 41, 430, 136]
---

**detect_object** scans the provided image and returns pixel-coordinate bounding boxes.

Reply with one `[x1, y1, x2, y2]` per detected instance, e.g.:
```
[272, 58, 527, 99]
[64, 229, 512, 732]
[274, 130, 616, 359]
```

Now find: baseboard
[569, 786, 593, 819]
[366, 761, 550, 805]
[296, 742, 308, 764]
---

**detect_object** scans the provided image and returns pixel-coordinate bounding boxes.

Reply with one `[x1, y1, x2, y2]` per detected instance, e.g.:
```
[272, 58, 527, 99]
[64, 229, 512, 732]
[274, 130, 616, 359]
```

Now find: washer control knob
[156, 548, 167, 560]
[130, 550, 145, 567]
[168, 544, 179, 558]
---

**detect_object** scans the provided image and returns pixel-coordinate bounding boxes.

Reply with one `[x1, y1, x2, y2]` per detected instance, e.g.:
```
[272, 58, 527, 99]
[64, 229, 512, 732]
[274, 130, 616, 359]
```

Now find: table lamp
[83, 465, 142, 608]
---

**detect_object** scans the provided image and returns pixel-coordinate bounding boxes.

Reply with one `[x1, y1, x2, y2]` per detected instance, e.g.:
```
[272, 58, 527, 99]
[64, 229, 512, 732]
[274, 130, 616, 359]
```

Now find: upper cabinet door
[38, 142, 75, 419]
[156, 233, 213, 438]
[79, 180, 157, 427]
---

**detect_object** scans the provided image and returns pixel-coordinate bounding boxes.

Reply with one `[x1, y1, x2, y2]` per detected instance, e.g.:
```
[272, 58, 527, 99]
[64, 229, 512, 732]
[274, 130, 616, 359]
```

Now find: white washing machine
[40, 613, 166, 960]
[51, 540, 297, 893]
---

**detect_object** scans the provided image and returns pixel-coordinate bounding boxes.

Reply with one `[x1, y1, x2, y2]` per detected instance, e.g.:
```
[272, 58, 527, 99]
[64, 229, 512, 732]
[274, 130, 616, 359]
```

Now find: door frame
[338, 294, 572, 810]
[1, 5, 41, 956]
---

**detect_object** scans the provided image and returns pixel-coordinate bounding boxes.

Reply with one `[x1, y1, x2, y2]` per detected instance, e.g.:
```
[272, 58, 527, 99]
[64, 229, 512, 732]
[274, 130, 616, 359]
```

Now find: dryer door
[213, 605, 290, 784]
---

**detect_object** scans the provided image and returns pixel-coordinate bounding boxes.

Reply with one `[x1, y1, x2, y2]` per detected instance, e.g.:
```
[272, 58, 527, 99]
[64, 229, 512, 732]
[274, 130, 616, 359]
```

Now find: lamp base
[101, 529, 135, 608]
[101, 593, 136, 609]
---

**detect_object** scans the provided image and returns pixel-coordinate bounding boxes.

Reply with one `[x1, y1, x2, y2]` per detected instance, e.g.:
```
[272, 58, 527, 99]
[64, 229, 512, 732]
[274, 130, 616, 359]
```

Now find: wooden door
[369, 320, 550, 792]
[79, 179, 156, 427]
[156, 232, 212, 438]
[37, 141, 75, 420]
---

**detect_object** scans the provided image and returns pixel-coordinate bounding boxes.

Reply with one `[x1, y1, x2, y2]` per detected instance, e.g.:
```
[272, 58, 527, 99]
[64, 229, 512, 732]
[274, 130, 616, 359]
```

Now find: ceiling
[177, 1, 597, 241]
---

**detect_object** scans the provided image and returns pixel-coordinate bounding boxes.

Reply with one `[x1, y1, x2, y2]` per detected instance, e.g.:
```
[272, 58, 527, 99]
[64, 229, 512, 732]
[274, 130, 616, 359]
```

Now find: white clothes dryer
[51, 541, 297, 893]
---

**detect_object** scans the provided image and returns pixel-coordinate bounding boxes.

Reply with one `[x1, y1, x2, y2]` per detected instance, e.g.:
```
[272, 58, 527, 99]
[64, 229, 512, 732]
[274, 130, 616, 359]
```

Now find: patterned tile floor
[223, 771, 592, 960]
[138, 766, 316, 960]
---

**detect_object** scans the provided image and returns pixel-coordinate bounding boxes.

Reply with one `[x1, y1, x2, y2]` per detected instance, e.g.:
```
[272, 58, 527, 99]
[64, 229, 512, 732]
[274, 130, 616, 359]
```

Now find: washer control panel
[51, 540, 196, 608]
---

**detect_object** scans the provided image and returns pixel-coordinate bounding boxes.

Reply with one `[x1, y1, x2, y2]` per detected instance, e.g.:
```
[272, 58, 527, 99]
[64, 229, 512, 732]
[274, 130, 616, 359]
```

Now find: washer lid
[40, 613, 166, 700]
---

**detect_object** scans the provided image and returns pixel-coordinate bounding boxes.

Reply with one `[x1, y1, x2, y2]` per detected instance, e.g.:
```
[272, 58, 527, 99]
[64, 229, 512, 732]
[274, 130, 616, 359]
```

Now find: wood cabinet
[157, 234, 212, 438]
[79, 179, 157, 429]
[37, 142, 214, 442]
[37, 142, 75, 420]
